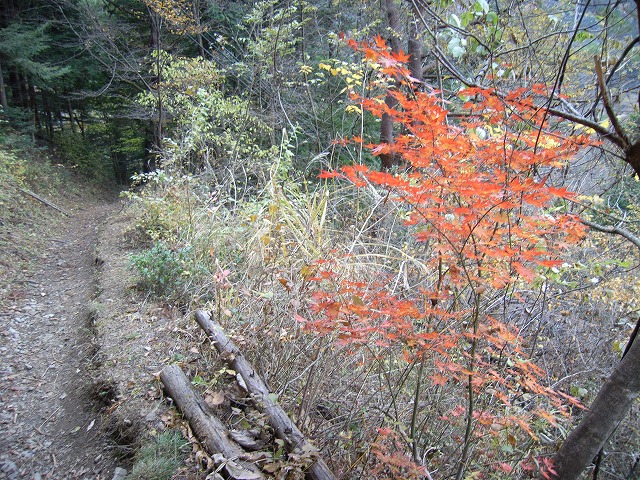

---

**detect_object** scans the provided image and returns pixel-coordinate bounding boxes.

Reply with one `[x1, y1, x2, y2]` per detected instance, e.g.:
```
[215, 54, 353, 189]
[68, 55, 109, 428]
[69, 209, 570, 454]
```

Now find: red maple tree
[298, 37, 593, 477]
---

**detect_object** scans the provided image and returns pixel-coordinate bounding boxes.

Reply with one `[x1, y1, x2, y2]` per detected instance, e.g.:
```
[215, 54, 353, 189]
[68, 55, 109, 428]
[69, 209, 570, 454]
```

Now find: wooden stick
[195, 310, 337, 480]
[160, 364, 265, 480]
[19, 188, 71, 216]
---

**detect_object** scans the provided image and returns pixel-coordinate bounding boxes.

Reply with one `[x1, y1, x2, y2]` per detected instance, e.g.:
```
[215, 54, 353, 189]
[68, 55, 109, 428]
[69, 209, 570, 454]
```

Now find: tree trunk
[18, 70, 28, 109]
[76, 107, 85, 139]
[143, 124, 157, 173]
[380, 0, 402, 170]
[407, 13, 423, 84]
[67, 99, 76, 133]
[42, 94, 53, 140]
[28, 78, 40, 131]
[57, 110, 64, 132]
[160, 364, 265, 480]
[0, 61, 8, 110]
[111, 151, 128, 185]
[193, 0, 205, 57]
[551, 332, 640, 479]
[8, 67, 23, 107]
[148, 6, 164, 170]
[194, 310, 337, 480]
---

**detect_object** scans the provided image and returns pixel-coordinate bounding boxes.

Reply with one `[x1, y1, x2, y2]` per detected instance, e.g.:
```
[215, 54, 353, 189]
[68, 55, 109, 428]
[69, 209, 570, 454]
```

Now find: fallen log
[195, 310, 337, 480]
[159, 364, 265, 480]
[19, 187, 70, 216]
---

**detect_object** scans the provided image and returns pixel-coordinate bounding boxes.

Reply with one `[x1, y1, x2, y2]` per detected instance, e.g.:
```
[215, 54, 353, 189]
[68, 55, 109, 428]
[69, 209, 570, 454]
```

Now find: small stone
[94, 454, 102, 464]
[0, 459, 19, 480]
[111, 467, 127, 480]
[144, 410, 157, 422]
[24, 363, 32, 370]
[18, 449, 34, 460]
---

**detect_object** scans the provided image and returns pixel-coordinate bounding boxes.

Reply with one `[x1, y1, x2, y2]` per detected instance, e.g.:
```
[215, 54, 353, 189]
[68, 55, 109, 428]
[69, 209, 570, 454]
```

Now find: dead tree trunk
[160, 364, 265, 480]
[550, 332, 640, 479]
[194, 310, 337, 480]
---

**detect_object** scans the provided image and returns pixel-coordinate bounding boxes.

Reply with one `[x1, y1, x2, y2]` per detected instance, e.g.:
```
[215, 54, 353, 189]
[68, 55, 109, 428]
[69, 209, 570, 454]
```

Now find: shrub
[131, 240, 210, 302]
[52, 130, 111, 180]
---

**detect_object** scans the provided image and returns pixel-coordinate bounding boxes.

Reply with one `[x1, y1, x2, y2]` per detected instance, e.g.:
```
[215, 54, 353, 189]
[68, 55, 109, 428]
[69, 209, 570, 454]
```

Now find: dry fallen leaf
[204, 391, 225, 407]
[219, 457, 263, 480]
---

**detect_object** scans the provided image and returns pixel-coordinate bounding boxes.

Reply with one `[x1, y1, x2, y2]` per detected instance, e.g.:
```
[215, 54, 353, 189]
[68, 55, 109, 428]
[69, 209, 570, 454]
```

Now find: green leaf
[266, 393, 279, 404]
[460, 11, 475, 27]
[448, 37, 467, 58]
[474, 0, 490, 14]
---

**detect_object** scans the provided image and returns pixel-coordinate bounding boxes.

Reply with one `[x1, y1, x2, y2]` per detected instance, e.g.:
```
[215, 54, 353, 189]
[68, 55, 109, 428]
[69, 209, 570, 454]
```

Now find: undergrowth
[130, 240, 212, 303]
[125, 430, 189, 480]
[124, 148, 640, 477]
[121, 57, 640, 479]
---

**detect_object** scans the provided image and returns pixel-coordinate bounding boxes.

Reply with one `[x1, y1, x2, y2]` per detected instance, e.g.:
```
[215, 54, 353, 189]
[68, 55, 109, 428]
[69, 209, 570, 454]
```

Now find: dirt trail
[0, 200, 125, 479]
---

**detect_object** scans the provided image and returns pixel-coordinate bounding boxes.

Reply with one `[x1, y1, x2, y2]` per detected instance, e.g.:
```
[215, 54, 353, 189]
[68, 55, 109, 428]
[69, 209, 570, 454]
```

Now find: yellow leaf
[351, 295, 364, 306]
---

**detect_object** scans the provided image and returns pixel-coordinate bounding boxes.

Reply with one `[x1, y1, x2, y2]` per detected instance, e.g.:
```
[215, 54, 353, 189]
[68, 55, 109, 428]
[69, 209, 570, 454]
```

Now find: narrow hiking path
[0, 199, 124, 479]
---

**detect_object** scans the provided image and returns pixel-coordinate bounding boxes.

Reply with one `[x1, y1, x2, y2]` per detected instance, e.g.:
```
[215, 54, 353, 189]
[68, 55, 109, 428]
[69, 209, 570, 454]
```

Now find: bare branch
[606, 36, 640, 85]
[406, 0, 633, 159]
[581, 217, 640, 251]
[545, 105, 627, 150]
[595, 55, 631, 148]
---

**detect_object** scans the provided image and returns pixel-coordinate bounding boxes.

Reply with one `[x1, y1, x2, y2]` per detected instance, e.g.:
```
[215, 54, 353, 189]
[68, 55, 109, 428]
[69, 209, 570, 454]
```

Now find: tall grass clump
[126, 430, 189, 480]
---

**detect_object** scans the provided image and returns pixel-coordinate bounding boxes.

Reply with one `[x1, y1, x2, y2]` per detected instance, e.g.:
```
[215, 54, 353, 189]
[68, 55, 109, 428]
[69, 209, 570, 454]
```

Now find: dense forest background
[1, 0, 639, 479]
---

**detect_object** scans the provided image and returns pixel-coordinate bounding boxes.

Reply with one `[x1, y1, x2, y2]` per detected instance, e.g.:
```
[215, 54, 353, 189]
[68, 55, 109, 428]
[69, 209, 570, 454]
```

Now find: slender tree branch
[407, 0, 633, 158]
[411, 0, 490, 52]
[555, 0, 591, 97]
[533, 0, 590, 155]
[595, 55, 631, 148]
[580, 218, 640, 251]
[408, 0, 475, 87]
[544, 105, 627, 150]
[606, 36, 640, 85]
